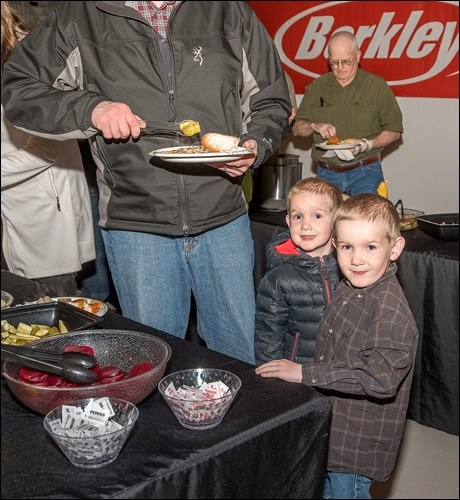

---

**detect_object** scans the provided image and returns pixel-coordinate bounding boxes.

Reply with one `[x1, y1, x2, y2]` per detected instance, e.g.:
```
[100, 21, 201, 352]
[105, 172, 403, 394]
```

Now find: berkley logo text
[275, 1, 459, 87]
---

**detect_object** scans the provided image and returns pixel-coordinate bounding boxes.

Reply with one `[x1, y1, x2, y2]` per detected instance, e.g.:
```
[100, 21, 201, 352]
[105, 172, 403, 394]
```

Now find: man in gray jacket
[2, 1, 291, 363]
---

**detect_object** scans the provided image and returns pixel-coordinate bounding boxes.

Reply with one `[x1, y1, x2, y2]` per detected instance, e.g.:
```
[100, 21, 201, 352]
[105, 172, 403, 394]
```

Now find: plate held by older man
[316, 142, 357, 150]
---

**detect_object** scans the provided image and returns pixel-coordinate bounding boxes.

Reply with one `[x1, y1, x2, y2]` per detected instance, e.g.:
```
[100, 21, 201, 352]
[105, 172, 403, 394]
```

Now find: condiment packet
[167, 380, 230, 401]
[50, 397, 122, 437]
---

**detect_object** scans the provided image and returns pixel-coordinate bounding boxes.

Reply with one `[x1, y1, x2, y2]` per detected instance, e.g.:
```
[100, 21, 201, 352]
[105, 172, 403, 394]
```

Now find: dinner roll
[342, 137, 360, 144]
[201, 133, 239, 152]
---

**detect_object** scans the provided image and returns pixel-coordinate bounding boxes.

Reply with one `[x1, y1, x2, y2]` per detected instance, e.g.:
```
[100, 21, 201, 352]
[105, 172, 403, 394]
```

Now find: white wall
[280, 97, 459, 214]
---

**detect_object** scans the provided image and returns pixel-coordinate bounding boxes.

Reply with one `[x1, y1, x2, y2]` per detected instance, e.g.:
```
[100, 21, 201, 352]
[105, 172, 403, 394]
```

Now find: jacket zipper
[164, 11, 189, 235]
[48, 169, 61, 211]
[320, 257, 332, 304]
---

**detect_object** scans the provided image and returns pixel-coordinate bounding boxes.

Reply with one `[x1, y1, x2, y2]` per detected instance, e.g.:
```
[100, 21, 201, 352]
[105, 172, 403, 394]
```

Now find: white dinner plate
[149, 146, 254, 163]
[316, 142, 356, 150]
[26, 296, 108, 316]
[52, 297, 108, 316]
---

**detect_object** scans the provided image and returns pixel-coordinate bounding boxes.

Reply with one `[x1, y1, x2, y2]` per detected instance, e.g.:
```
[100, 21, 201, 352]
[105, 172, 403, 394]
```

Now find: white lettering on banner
[295, 16, 334, 58]
[276, 1, 459, 86]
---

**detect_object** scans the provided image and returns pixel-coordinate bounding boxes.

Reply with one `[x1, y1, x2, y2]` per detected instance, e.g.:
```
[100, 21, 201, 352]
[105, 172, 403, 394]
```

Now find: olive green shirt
[296, 69, 403, 165]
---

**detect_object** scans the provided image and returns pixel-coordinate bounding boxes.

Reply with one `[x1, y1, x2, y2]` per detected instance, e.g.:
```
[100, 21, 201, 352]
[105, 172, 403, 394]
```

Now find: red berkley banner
[247, 1, 459, 98]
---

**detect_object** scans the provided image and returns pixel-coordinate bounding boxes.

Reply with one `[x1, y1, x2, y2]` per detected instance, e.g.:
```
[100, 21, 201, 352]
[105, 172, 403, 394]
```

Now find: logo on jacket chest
[193, 46, 203, 66]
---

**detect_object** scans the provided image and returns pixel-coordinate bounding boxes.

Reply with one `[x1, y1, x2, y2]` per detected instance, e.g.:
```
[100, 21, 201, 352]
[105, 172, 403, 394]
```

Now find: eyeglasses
[328, 54, 356, 68]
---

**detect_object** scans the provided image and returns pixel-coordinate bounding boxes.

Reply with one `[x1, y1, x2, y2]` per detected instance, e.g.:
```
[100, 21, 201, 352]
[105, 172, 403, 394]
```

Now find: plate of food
[149, 146, 253, 163]
[399, 215, 419, 232]
[149, 133, 254, 164]
[399, 209, 424, 232]
[316, 137, 359, 150]
[28, 296, 108, 316]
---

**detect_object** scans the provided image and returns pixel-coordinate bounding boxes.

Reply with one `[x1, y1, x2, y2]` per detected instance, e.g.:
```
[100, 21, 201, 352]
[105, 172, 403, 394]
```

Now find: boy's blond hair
[333, 194, 401, 243]
[287, 177, 343, 213]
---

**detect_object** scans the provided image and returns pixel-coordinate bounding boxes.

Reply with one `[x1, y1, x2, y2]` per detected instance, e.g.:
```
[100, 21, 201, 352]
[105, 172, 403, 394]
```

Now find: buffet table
[1, 271, 332, 499]
[250, 210, 459, 436]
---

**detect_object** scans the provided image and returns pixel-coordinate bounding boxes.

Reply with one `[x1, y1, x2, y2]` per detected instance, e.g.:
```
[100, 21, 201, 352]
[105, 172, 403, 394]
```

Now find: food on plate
[179, 120, 201, 136]
[151, 133, 242, 156]
[399, 215, 418, 231]
[341, 137, 360, 145]
[201, 133, 239, 152]
[1, 319, 69, 345]
[32, 296, 105, 315]
[326, 136, 341, 145]
[159, 145, 211, 154]
[325, 136, 359, 146]
[59, 297, 104, 315]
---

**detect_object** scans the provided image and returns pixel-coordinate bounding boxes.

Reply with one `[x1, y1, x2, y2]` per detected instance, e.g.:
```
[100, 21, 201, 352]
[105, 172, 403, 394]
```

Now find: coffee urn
[255, 154, 303, 212]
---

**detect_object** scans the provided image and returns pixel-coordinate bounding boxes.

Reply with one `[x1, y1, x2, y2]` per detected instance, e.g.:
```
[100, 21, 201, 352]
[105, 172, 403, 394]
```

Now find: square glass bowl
[159, 368, 241, 430]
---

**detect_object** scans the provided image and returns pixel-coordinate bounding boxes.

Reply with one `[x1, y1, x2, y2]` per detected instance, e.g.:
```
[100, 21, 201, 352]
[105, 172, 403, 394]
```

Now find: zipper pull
[56, 196, 61, 212]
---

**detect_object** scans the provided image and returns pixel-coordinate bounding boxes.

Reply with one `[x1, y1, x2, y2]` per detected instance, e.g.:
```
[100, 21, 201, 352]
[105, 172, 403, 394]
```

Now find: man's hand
[205, 139, 257, 177]
[91, 101, 142, 140]
[292, 119, 337, 139]
[255, 359, 303, 383]
[351, 138, 373, 156]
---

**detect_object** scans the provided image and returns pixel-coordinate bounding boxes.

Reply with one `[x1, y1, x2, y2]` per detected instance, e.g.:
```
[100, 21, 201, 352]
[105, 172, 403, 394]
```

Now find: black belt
[315, 153, 381, 173]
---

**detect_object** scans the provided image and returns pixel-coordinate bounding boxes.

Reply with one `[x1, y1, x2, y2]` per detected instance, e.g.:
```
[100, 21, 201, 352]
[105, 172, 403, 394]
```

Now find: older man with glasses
[292, 31, 403, 196]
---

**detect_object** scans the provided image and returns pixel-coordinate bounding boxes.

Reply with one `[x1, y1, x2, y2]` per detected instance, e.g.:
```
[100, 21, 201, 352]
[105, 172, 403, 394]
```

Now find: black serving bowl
[416, 213, 459, 241]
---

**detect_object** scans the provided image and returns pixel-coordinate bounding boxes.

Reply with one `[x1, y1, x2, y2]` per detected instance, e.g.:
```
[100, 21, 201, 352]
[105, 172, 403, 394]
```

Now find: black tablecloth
[1, 273, 332, 499]
[250, 210, 459, 436]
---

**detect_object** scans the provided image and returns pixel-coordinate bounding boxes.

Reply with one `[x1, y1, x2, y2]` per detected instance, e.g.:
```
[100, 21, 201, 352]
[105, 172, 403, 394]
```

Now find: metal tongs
[139, 119, 201, 137]
[1, 344, 98, 384]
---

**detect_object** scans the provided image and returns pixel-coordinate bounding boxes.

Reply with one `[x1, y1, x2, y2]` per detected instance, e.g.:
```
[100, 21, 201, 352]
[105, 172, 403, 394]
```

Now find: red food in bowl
[2, 330, 172, 415]
[17, 345, 154, 388]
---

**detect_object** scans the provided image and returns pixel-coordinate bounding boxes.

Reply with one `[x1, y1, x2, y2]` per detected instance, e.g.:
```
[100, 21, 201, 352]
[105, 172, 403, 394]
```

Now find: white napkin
[322, 149, 355, 161]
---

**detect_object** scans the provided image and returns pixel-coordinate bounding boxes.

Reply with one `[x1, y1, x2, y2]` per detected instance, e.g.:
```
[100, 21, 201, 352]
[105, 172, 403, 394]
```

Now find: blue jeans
[323, 472, 374, 499]
[102, 214, 256, 364]
[78, 190, 111, 301]
[317, 161, 384, 196]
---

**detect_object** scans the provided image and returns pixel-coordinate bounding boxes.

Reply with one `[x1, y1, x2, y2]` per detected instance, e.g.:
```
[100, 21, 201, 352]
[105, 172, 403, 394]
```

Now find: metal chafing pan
[415, 213, 459, 241]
